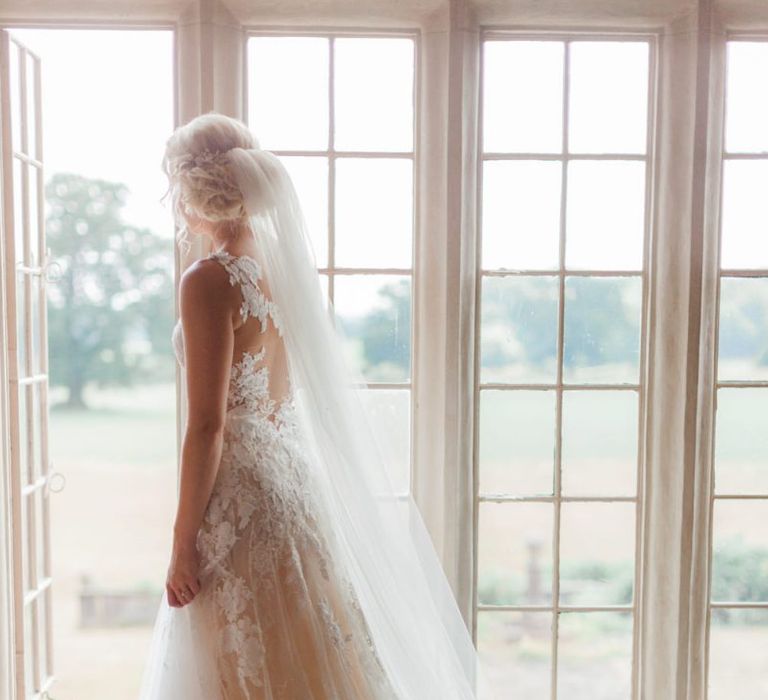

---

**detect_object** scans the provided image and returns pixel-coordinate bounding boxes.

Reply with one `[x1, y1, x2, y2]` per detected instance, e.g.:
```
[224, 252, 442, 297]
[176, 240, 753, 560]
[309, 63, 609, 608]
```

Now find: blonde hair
[160, 111, 260, 254]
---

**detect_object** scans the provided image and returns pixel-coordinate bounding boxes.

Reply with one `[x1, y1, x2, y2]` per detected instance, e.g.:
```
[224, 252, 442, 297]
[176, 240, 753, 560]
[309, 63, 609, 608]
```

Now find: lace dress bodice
[172, 250, 296, 429]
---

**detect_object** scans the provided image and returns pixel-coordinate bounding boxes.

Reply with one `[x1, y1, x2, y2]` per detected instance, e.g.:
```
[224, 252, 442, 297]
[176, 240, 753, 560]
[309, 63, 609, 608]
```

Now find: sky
[9, 28, 175, 238]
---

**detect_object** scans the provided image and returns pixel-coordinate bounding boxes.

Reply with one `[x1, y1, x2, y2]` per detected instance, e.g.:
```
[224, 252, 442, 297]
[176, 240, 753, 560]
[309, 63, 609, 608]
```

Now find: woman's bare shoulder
[179, 257, 239, 314]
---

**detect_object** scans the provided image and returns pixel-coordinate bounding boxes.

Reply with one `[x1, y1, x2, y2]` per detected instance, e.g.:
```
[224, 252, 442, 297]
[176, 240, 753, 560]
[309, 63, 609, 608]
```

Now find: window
[3, 4, 768, 700]
[474, 35, 653, 698]
[708, 38, 768, 699]
[246, 32, 417, 493]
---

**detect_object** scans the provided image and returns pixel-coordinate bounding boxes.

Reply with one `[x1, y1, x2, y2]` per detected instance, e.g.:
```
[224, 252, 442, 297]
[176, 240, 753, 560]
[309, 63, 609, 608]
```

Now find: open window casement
[0, 28, 59, 700]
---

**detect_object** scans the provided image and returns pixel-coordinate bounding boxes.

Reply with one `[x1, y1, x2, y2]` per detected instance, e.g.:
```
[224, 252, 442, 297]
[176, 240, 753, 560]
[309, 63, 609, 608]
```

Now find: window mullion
[638, 6, 726, 699]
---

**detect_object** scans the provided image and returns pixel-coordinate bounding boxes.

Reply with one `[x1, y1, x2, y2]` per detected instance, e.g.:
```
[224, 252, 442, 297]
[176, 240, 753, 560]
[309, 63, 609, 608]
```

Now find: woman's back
[172, 249, 293, 424]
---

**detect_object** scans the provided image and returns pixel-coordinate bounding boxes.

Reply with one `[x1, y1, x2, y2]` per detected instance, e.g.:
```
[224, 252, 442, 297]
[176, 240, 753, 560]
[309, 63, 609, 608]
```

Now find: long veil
[222, 145, 495, 700]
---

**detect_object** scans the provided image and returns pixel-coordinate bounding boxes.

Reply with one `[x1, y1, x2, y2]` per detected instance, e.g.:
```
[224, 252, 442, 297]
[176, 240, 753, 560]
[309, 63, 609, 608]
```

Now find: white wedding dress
[139, 249, 398, 699]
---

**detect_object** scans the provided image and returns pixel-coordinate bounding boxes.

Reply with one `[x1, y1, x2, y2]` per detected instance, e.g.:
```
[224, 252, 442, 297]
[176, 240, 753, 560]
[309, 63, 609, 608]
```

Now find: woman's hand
[166, 537, 201, 608]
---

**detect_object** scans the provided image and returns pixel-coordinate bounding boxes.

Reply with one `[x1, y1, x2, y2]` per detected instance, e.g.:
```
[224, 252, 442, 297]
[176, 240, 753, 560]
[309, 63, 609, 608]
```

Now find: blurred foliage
[339, 278, 411, 382]
[479, 537, 768, 627]
[711, 536, 768, 624]
[46, 173, 174, 409]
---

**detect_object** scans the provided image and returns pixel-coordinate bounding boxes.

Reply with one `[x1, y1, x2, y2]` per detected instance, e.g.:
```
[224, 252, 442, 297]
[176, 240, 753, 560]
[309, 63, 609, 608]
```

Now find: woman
[139, 112, 494, 699]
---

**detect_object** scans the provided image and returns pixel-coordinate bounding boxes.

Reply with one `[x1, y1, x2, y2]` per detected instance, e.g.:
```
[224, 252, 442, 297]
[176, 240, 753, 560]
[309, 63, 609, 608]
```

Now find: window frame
[1, 3, 766, 699]
[705, 30, 768, 694]
[471, 28, 658, 699]
[243, 27, 420, 498]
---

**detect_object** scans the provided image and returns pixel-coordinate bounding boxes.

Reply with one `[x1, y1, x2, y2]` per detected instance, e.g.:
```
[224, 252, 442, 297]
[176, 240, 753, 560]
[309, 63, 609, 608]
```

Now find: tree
[45, 173, 175, 408]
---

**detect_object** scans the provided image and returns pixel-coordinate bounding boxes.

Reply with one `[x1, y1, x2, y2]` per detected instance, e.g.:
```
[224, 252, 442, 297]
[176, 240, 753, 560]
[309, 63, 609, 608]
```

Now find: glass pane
[35, 487, 46, 584]
[14, 157, 26, 265]
[563, 276, 642, 384]
[568, 41, 649, 154]
[31, 382, 42, 483]
[712, 499, 768, 603]
[559, 502, 635, 606]
[31, 275, 43, 375]
[481, 276, 559, 384]
[27, 164, 41, 266]
[18, 385, 30, 485]
[26, 51, 38, 160]
[16, 271, 28, 377]
[718, 277, 768, 381]
[20, 491, 29, 595]
[278, 155, 329, 268]
[708, 608, 768, 700]
[334, 38, 413, 152]
[334, 158, 412, 268]
[10, 40, 23, 153]
[566, 160, 646, 270]
[25, 492, 35, 591]
[333, 274, 410, 382]
[477, 611, 552, 698]
[478, 502, 553, 606]
[725, 42, 768, 154]
[562, 390, 638, 497]
[318, 271, 330, 310]
[479, 389, 555, 497]
[720, 160, 768, 269]
[24, 602, 34, 696]
[557, 611, 633, 699]
[482, 160, 561, 271]
[483, 40, 564, 154]
[356, 388, 410, 493]
[37, 592, 49, 686]
[247, 37, 329, 150]
[715, 389, 768, 494]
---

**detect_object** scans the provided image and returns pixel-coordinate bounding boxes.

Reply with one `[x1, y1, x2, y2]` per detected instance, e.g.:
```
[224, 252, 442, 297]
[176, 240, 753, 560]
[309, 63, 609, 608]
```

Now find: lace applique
[207, 250, 283, 333]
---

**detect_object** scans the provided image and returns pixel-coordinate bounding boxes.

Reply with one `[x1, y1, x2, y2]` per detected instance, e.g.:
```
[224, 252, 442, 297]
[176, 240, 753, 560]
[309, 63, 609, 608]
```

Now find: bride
[138, 112, 494, 699]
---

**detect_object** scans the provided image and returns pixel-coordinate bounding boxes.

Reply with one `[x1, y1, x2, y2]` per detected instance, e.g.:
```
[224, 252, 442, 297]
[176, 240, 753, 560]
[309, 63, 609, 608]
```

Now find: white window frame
[244, 27, 420, 499]
[472, 29, 657, 699]
[705, 29, 768, 692]
[0, 2, 766, 699]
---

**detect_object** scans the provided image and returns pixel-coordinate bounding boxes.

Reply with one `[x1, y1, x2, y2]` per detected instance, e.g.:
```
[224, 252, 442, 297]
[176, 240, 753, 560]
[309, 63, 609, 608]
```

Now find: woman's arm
[166, 259, 236, 608]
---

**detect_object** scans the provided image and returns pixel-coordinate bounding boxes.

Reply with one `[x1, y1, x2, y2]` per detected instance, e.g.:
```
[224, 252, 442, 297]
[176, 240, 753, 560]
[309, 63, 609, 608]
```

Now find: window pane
[10, 40, 22, 153]
[481, 276, 559, 384]
[334, 38, 413, 152]
[247, 37, 329, 150]
[562, 390, 638, 497]
[720, 160, 768, 269]
[478, 502, 553, 606]
[334, 158, 412, 268]
[708, 609, 768, 700]
[718, 277, 768, 381]
[333, 274, 410, 382]
[479, 390, 555, 497]
[715, 389, 768, 495]
[14, 157, 25, 266]
[563, 276, 642, 384]
[477, 611, 552, 698]
[28, 164, 41, 265]
[26, 52, 39, 160]
[568, 41, 649, 154]
[483, 40, 563, 154]
[712, 499, 768, 604]
[278, 155, 329, 268]
[355, 388, 410, 493]
[725, 42, 768, 154]
[559, 502, 635, 606]
[557, 611, 633, 699]
[482, 160, 561, 271]
[566, 160, 646, 270]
